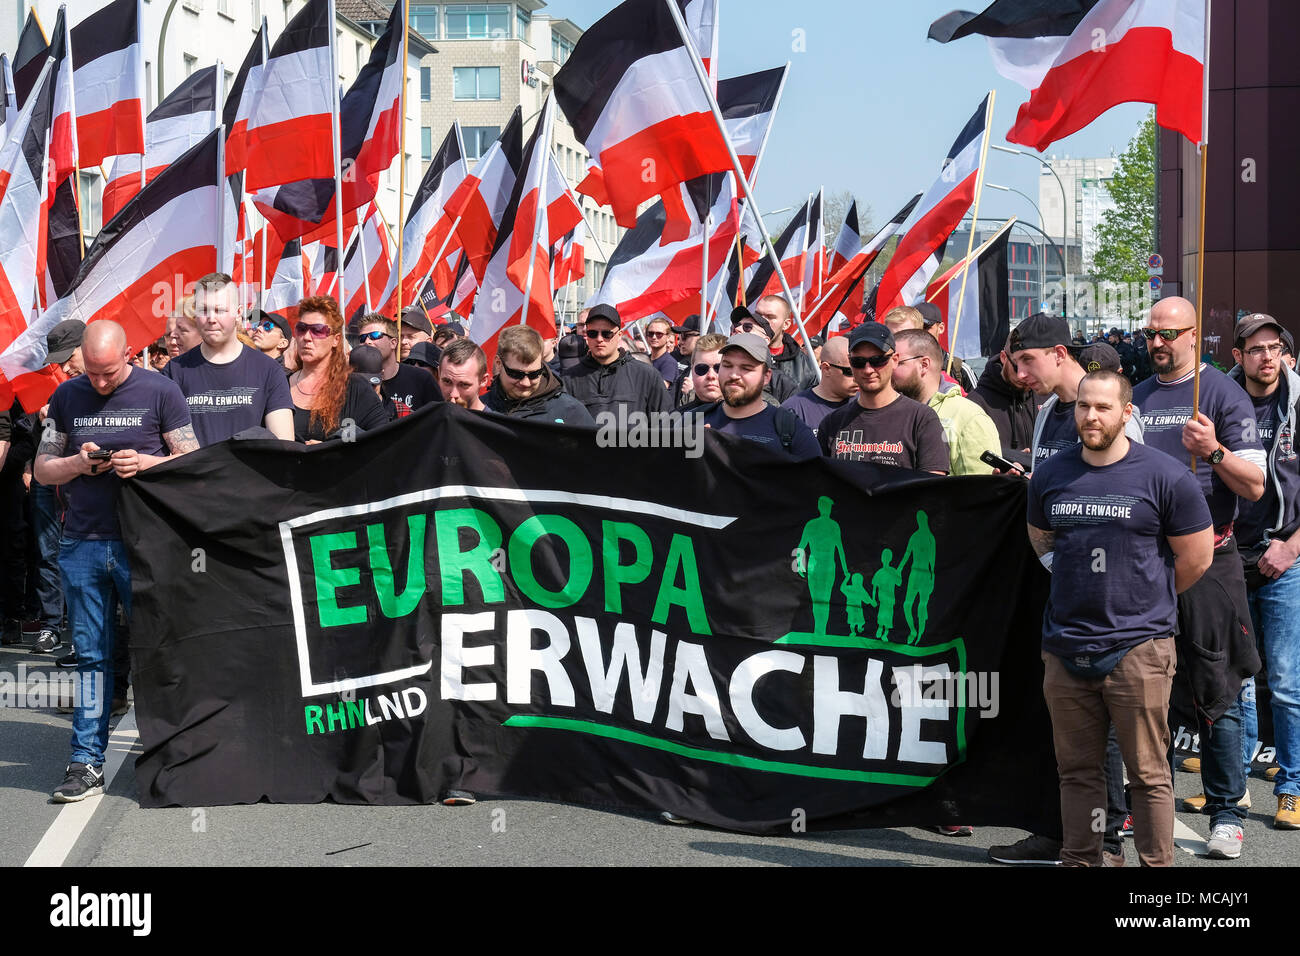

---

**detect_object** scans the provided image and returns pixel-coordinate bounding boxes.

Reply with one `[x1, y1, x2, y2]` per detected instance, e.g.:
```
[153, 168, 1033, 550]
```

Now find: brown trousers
[1042, 637, 1176, 866]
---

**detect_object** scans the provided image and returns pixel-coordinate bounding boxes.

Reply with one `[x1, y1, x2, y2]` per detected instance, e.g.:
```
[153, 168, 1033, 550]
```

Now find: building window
[217, 0, 231, 16]
[421, 127, 433, 162]
[453, 66, 499, 101]
[410, 3, 438, 40]
[552, 34, 573, 65]
[420, 66, 431, 101]
[445, 4, 509, 40]
[515, 6, 529, 41]
[79, 172, 102, 237]
[463, 126, 499, 161]
[251, 0, 261, 24]
[183, 53, 198, 77]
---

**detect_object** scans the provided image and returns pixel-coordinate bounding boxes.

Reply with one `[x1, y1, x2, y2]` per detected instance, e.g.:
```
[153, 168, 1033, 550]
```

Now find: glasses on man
[824, 363, 853, 377]
[849, 353, 894, 370]
[360, 330, 393, 342]
[693, 362, 721, 376]
[585, 329, 617, 341]
[257, 320, 278, 333]
[294, 322, 332, 339]
[644, 330, 669, 340]
[501, 364, 545, 382]
[1140, 327, 1195, 342]
[1243, 342, 1284, 359]
[735, 321, 762, 335]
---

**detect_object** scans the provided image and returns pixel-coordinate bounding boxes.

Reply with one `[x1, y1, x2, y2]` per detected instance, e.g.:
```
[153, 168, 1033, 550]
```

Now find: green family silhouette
[794, 497, 935, 644]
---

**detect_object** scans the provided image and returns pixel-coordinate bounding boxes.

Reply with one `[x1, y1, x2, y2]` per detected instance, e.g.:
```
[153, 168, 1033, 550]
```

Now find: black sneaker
[30, 629, 60, 654]
[441, 790, 476, 806]
[56, 649, 78, 668]
[987, 833, 1063, 865]
[1, 620, 22, 646]
[52, 763, 104, 802]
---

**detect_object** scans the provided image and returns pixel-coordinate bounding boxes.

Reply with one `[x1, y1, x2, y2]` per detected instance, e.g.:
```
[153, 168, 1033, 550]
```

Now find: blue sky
[546, 0, 1150, 236]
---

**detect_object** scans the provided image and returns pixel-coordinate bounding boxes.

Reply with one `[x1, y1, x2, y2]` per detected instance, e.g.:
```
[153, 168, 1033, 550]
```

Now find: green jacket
[927, 389, 1000, 476]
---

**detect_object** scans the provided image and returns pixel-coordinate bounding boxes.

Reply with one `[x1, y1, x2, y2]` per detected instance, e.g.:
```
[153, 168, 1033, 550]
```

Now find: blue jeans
[30, 482, 65, 633]
[1240, 677, 1257, 778]
[59, 537, 131, 768]
[1246, 559, 1300, 796]
[1201, 696, 1247, 829]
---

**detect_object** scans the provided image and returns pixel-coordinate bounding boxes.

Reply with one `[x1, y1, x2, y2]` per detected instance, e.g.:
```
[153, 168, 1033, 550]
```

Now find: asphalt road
[3, 645, 1298, 868]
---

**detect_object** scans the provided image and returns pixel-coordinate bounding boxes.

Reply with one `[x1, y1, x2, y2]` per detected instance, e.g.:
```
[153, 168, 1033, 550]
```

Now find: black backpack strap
[773, 405, 799, 453]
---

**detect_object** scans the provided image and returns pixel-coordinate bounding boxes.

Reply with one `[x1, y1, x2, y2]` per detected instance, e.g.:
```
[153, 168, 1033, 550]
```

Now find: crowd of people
[0, 274, 1294, 866]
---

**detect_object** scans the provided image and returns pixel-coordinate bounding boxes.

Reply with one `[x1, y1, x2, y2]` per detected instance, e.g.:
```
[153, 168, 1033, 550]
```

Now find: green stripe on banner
[502, 715, 943, 785]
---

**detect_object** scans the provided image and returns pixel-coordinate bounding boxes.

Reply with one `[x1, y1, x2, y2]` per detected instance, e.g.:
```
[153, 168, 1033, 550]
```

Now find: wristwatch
[1205, 445, 1225, 465]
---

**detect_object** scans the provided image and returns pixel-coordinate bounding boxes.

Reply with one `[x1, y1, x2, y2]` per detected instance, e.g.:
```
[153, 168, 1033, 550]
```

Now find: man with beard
[700, 333, 819, 459]
[437, 339, 492, 411]
[1228, 314, 1300, 830]
[1132, 295, 1265, 861]
[483, 326, 594, 425]
[891, 330, 999, 475]
[1027, 370, 1213, 866]
[781, 335, 859, 439]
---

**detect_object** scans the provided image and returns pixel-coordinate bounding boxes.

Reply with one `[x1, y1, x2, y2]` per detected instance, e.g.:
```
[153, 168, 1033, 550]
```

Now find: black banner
[119, 404, 1059, 835]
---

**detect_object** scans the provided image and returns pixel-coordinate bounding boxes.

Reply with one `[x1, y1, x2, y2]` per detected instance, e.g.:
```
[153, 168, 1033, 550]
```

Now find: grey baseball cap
[721, 332, 774, 367]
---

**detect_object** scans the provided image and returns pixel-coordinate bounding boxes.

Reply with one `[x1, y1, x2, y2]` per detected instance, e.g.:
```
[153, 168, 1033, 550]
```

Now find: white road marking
[24, 710, 140, 868]
[1174, 816, 1207, 856]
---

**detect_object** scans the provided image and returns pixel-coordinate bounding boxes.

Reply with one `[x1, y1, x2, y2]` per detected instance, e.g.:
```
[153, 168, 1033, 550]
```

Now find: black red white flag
[341, 208, 392, 319]
[929, 0, 1206, 149]
[103, 65, 219, 222]
[926, 223, 1011, 359]
[553, 0, 733, 232]
[264, 237, 308, 321]
[69, 0, 146, 168]
[0, 127, 222, 382]
[11, 10, 47, 108]
[1, 55, 17, 144]
[873, 95, 989, 316]
[745, 199, 809, 304]
[443, 108, 523, 288]
[828, 199, 860, 275]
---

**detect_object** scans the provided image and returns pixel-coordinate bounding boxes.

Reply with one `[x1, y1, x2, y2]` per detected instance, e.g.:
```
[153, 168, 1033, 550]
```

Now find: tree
[1092, 111, 1155, 295]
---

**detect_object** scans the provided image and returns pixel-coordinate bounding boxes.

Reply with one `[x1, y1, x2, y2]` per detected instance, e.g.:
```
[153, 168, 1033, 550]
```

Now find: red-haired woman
[288, 296, 387, 443]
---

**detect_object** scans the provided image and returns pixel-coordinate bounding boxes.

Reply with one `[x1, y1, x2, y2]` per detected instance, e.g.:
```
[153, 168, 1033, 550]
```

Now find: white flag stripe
[71, 44, 142, 116]
[585, 48, 711, 159]
[253, 47, 332, 129]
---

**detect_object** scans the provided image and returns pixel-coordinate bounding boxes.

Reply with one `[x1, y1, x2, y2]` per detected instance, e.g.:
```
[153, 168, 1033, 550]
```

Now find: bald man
[1132, 295, 1266, 860]
[780, 335, 859, 437]
[35, 320, 197, 803]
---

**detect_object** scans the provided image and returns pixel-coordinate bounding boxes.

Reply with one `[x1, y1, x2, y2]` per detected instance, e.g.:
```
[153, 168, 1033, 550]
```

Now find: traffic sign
[1149, 276, 1163, 291]
[1148, 254, 1163, 269]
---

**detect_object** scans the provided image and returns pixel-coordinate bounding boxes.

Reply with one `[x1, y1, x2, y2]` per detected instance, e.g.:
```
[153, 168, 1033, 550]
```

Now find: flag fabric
[927, 226, 1011, 359]
[1, 55, 17, 145]
[683, 0, 718, 82]
[40, 9, 76, 189]
[264, 237, 308, 321]
[829, 199, 860, 275]
[553, 0, 734, 232]
[69, 0, 145, 168]
[341, 209, 392, 319]
[251, 0, 406, 239]
[745, 199, 810, 304]
[0, 128, 223, 388]
[222, 20, 267, 161]
[471, 96, 559, 357]
[226, 0, 333, 191]
[544, 153, 585, 248]
[304, 238, 340, 296]
[444, 108, 523, 287]
[873, 95, 988, 317]
[588, 174, 741, 324]
[801, 188, 825, 307]
[103, 65, 219, 223]
[0, 58, 56, 356]
[929, 0, 1206, 149]
[378, 122, 469, 316]
[43, 177, 83, 306]
[12, 10, 49, 107]
[807, 194, 920, 336]
[552, 221, 586, 291]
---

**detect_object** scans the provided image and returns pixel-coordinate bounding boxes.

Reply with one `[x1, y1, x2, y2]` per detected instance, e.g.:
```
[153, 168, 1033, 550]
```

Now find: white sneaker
[1206, 823, 1244, 859]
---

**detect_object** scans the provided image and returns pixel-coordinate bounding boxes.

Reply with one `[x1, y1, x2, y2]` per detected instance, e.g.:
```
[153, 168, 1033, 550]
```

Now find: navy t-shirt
[818, 394, 950, 473]
[651, 352, 681, 387]
[1034, 399, 1082, 467]
[45, 368, 191, 539]
[162, 344, 292, 446]
[1028, 442, 1212, 656]
[1133, 366, 1266, 528]
[382, 364, 441, 417]
[781, 388, 849, 438]
[702, 403, 821, 460]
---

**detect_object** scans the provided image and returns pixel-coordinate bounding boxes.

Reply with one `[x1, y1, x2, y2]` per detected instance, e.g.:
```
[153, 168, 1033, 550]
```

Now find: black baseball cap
[1008, 312, 1072, 353]
[435, 319, 465, 337]
[247, 308, 289, 338]
[1074, 342, 1122, 374]
[1234, 312, 1286, 349]
[848, 322, 895, 354]
[45, 320, 85, 365]
[586, 303, 621, 327]
[730, 306, 773, 338]
[349, 344, 384, 384]
[914, 302, 943, 328]
[401, 306, 433, 335]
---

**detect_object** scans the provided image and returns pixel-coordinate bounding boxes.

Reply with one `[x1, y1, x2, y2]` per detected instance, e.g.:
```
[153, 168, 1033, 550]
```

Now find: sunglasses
[256, 320, 279, 333]
[693, 362, 721, 376]
[1140, 327, 1195, 342]
[645, 330, 669, 339]
[585, 329, 617, 340]
[360, 330, 393, 342]
[502, 363, 545, 382]
[825, 362, 853, 377]
[850, 353, 894, 370]
[735, 321, 764, 335]
[294, 322, 332, 339]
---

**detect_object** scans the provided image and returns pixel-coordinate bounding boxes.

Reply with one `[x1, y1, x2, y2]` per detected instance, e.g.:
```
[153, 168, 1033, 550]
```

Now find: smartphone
[980, 450, 1021, 473]
[87, 449, 112, 461]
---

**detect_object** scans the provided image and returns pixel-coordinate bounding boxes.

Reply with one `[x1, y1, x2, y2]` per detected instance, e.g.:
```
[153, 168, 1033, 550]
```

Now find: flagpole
[137, 0, 146, 192]
[735, 234, 746, 307]
[519, 98, 554, 327]
[396, 0, 410, 335]
[60, 11, 86, 260]
[946, 90, 996, 377]
[700, 211, 710, 329]
[1192, 0, 1212, 473]
[328, 0, 345, 313]
[664, 0, 819, 383]
[216, 125, 225, 279]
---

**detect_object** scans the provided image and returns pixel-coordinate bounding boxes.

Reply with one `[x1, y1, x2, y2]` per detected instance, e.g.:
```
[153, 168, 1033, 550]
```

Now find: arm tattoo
[37, 427, 68, 460]
[164, 424, 199, 456]
[1026, 524, 1056, 558]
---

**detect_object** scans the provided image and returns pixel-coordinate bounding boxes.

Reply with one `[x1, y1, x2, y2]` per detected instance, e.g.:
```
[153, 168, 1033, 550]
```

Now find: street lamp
[988, 184, 1045, 315]
[991, 144, 1070, 318]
